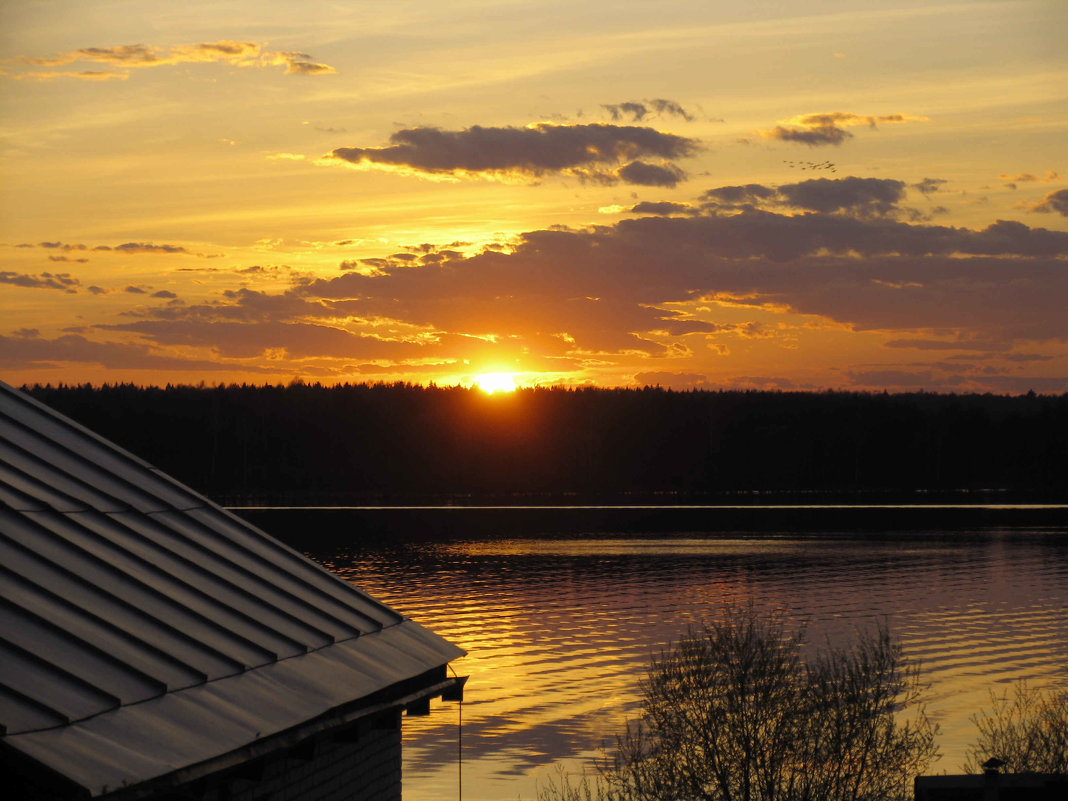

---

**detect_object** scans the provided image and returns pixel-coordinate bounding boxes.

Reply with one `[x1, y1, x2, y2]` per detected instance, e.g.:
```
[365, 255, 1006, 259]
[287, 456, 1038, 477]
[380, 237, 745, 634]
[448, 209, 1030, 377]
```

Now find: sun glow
[474, 372, 518, 394]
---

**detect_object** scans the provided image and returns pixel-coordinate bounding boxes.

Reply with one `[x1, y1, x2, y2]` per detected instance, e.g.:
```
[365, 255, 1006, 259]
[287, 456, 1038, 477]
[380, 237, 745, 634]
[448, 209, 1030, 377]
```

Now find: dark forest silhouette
[23, 383, 1068, 505]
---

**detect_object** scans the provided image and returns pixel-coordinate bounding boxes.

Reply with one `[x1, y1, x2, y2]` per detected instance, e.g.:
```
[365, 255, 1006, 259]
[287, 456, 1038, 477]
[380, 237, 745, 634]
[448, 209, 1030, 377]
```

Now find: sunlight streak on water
[314, 530, 1068, 801]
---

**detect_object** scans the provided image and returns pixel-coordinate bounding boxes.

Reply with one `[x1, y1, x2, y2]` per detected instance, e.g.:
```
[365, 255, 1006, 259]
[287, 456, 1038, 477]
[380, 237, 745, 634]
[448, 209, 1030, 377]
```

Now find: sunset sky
[2, 0, 1066, 391]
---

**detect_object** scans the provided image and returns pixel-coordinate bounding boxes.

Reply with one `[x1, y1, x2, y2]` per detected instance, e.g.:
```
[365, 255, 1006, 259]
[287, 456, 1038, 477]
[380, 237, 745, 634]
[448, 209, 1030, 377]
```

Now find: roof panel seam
[0, 564, 210, 686]
[0, 415, 169, 512]
[0, 596, 170, 697]
[104, 511, 361, 640]
[0, 635, 123, 713]
[151, 509, 397, 630]
[0, 529, 266, 672]
[9, 518, 307, 661]
[75, 512, 344, 646]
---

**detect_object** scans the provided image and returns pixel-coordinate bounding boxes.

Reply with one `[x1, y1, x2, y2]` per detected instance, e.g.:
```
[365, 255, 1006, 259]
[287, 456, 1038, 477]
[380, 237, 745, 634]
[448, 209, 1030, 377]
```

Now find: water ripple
[315, 529, 1068, 801]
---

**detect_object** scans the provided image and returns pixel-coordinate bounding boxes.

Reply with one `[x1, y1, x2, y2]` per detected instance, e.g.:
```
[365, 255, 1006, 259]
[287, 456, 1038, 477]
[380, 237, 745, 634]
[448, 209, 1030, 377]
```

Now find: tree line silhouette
[22, 383, 1068, 505]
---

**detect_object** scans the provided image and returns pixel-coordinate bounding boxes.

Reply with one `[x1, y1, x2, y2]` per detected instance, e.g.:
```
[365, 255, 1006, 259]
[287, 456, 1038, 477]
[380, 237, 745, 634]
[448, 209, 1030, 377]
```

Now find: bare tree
[540, 608, 938, 801]
[964, 680, 1068, 774]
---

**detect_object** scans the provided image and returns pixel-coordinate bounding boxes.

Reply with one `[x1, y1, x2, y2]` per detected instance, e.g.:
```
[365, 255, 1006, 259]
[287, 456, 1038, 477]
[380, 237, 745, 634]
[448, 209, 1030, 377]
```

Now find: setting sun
[474, 373, 518, 394]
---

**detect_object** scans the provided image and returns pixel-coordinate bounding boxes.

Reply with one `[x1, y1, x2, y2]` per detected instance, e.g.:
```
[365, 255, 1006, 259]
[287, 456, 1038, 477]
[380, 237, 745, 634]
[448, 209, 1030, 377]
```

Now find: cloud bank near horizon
[7, 175, 1064, 392]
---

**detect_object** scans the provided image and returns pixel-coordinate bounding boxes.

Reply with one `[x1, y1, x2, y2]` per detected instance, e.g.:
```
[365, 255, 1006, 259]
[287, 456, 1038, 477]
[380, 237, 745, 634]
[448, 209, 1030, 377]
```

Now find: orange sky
[2, 0, 1066, 391]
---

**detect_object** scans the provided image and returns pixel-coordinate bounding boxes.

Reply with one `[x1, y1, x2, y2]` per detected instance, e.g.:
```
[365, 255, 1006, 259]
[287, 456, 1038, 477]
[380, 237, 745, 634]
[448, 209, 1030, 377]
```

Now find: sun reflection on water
[318, 531, 1068, 801]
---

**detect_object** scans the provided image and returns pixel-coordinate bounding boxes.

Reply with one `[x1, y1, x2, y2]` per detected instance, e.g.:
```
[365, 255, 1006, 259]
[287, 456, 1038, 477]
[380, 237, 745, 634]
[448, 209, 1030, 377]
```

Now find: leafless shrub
[964, 680, 1068, 774]
[539, 607, 938, 801]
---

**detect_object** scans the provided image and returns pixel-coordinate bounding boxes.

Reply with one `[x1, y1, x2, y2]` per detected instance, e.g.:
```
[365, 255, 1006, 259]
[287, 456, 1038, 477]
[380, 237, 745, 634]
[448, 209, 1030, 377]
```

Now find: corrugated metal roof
[0, 380, 464, 796]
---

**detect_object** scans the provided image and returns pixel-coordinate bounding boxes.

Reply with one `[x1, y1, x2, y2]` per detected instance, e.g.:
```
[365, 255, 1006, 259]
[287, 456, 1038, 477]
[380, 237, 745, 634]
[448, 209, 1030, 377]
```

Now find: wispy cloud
[8, 41, 335, 80]
[15, 70, 129, 82]
[323, 123, 700, 187]
[998, 170, 1058, 187]
[15, 241, 215, 257]
[601, 98, 695, 122]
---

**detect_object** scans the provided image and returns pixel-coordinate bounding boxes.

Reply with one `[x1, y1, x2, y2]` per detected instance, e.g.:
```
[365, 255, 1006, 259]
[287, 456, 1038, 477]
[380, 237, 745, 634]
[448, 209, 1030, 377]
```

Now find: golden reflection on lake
[316, 530, 1068, 801]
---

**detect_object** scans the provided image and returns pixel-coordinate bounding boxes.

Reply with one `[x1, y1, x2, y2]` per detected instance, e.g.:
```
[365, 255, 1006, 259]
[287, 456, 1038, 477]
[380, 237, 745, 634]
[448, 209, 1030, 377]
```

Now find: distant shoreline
[230, 503, 1068, 511]
[214, 487, 1068, 509]
[28, 385, 1068, 508]
[233, 503, 1068, 544]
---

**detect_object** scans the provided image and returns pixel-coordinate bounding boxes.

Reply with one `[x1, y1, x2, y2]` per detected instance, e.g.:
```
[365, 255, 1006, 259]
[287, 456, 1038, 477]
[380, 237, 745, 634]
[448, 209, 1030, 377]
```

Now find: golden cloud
[10, 41, 335, 79]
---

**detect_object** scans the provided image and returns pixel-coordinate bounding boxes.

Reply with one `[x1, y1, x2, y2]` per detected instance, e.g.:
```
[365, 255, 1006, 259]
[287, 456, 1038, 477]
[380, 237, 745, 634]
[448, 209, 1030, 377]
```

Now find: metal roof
[0, 380, 464, 797]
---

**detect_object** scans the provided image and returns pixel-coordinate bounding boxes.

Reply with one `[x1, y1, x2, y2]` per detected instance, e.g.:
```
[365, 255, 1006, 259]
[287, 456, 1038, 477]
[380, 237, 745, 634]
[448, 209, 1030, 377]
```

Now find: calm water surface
[306, 526, 1068, 801]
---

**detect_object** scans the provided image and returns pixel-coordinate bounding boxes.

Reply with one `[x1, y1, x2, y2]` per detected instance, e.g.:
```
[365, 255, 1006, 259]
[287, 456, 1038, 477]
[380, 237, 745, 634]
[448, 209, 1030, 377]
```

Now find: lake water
[280, 515, 1068, 801]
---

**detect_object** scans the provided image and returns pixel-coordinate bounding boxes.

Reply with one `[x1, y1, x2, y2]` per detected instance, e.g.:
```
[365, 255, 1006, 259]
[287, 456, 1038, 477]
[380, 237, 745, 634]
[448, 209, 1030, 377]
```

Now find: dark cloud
[1000, 353, 1054, 363]
[17, 240, 194, 255]
[151, 290, 178, 299]
[630, 201, 694, 215]
[762, 124, 852, 147]
[777, 177, 907, 218]
[0, 333, 276, 372]
[124, 285, 148, 294]
[760, 111, 927, 148]
[602, 102, 649, 122]
[19, 241, 88, 250]
[42, 182, 1068, 374]
[702, 184, 778, 207]
[652, 318, 733, 336]
[101, 320, 434, 360]
[884, 339, 1011, 352]
[617, 161, 686, 187]
[602, 99, 694, 122]
[703, 177, 911, 220]
[1030, 188, 1068, 216]
[911, 178, 947, 195]
[0, 271, 80, 292]
[648, 99, 695, 121]
[325, 123, 699, 185]
[134, 206, 1068, 356]
[112, 242, 190, 254]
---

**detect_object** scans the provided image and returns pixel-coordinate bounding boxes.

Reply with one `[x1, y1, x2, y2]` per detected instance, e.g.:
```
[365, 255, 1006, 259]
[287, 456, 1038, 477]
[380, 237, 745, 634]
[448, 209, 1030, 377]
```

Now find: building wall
[201, 725, 402, 801]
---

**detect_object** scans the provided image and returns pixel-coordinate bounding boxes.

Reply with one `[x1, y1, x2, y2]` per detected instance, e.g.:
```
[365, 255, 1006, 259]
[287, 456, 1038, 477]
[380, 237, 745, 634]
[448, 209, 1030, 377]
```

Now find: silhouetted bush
[538, 608, 938, 801]
[964, 680, 1068, 774]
